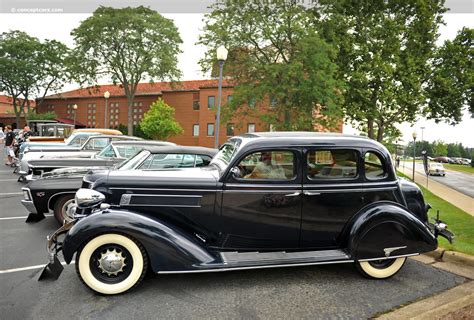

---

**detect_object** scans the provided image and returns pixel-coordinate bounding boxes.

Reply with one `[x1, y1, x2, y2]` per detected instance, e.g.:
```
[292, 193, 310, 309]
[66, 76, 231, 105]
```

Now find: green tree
[425, 28, 473, 123]
[0, 31, 69, 125]
[319, 0, 446, 141]
[198, 0, 344, 131]
[433, 140, 448, 157]
[71, 6, 182, 136]
[139, 99, 183, 140]
[26, 111, 57, 121]
[447, 143, 462, 158]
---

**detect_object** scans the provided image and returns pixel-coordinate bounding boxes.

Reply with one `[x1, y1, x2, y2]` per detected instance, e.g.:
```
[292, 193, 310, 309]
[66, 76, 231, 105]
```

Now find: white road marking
[0, 192, 23, 196]
[0, 214, 53, 221]
[0, 179, 20, 182]
[0, 261, 75, 274]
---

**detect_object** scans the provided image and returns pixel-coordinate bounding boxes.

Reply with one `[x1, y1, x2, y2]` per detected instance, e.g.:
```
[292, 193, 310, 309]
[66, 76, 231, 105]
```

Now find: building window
[248, 123, 256, 133]
[207, 123, 215, 136]
[208, 96, 215, 109]
[193, 100, 200, 110]
[193, 124, 199, 136]
[270, 95, 278, 108]
[227, 95, 233, 104]
[248, 98, 256, 109]
[226, 123, 235, 136]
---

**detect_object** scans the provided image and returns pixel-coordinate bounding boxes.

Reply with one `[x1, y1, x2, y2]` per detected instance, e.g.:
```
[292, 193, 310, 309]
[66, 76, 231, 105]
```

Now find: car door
[300, 147, 366, 249]
[220, 148, 303, 250]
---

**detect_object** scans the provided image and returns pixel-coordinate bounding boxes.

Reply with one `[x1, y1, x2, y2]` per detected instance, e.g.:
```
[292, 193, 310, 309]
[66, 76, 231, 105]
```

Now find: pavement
[399, 161, 474, 216]
[0, 147, 472, 319]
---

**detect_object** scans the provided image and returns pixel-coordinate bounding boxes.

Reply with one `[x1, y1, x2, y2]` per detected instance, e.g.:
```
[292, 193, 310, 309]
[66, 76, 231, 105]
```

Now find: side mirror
[75, 188, 105, 209]
[230, 166, 241, 178]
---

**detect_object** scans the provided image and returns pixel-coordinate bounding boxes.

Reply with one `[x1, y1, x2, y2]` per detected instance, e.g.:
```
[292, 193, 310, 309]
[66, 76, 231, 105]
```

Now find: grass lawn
[443, 163, 474, 175]
[398, 171, 474, 255]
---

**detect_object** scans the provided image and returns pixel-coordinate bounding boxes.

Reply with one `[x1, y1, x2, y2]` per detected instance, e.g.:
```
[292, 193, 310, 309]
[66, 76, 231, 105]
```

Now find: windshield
[211, 140, 240, 167]
[116, 145, 144, 158]
[117, 150, 151, 170]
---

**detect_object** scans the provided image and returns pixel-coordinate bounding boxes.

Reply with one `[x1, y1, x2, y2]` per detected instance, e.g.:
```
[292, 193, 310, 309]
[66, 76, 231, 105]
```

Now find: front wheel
[53, 194, 75, 224]
[76, 233, 148, 295]
[355, 257, 407, 279]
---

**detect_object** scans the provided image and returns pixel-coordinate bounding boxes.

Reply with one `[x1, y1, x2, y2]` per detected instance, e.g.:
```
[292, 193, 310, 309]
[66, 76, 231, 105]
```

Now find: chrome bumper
[21, 199, 37, 214]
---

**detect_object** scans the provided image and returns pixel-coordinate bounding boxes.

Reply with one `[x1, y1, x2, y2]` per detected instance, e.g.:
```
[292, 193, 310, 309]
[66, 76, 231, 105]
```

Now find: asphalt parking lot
[0, 161, 466, 319]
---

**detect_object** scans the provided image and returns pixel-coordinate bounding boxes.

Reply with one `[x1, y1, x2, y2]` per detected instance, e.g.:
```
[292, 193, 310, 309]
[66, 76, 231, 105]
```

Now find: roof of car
[87, 135, 142, 140]
[110, 140, 176, 146]
[141, 145, 218, 157]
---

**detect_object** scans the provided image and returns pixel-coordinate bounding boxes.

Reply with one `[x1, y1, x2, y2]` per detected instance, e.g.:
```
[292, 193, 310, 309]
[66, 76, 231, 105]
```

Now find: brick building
[38, 80, 341, 147]
[0, 95, 36, 129]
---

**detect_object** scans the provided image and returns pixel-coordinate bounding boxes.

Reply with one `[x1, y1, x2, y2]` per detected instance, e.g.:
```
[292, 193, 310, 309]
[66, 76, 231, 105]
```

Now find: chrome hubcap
[62, 199, 76, 222]
[98, 249, 126, 276]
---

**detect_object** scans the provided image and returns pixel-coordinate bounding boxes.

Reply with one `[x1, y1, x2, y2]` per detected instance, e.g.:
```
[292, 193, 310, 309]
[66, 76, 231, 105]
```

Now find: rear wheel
[75, 233, 148, 295]
[53, 194, 75, 225]
[356, 257, 406, 279]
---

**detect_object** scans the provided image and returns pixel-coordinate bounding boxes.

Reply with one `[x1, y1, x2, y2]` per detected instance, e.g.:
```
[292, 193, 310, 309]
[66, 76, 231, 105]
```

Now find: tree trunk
[127, 98, 133, 136]
[367, 118, 374, 139]
[376, 125, 384, 142]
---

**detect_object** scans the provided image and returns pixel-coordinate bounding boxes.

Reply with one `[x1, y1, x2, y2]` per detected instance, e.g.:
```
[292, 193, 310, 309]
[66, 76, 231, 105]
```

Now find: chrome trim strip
[223, 190, 300, 194]
[225, 184, 301, 189]
[128, 194, 203, 198]
[123, 204, 201, 208]
[364, 187, 398, 192]
[109, 187, 217, 192]
[357, 253, 419, 262]
[157, 259, 354, 274]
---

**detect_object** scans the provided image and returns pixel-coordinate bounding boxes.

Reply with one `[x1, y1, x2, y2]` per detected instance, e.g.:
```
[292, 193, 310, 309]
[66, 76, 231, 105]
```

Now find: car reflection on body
[21, 144, 216, 224]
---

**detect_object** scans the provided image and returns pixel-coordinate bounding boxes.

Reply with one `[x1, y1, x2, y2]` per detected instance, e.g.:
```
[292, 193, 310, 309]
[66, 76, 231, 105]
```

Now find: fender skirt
[62, 209, 218, 272]
[344, 202, 437, 260]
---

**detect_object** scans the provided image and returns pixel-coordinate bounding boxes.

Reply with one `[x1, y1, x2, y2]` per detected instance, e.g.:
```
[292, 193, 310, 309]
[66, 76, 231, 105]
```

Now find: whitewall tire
[76, 233, 148, 295]
[356, 257, 407, 279]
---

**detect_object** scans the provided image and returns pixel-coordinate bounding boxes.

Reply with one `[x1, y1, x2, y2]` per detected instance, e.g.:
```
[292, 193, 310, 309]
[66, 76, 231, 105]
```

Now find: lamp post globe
[215, 45, 228, 149]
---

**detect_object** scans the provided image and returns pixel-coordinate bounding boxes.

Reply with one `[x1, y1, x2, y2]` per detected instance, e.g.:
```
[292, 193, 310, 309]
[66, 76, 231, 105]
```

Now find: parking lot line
[0, 192, 23, 196]
[0, 179, 19, 182]
[0, 261, 74, 274]
[0, 214, 53, 221]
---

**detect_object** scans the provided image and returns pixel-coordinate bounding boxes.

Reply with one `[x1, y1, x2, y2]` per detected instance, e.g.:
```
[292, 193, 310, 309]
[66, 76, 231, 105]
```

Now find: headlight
[22, 188, 31, 201]
[75, 188, 105, 209]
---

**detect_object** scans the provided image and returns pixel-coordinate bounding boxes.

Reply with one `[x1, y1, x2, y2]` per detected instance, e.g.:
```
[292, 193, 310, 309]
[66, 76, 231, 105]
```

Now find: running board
[220, 249, 349, 266]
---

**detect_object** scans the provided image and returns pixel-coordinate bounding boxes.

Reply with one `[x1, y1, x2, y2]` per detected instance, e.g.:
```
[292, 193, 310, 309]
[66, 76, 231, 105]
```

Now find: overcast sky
[0, 12, 472, 147]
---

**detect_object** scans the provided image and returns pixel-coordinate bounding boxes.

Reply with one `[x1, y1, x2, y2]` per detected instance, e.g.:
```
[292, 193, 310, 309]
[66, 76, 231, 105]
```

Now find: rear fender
[343, 201, 437, 260]
[62, 209, 218, 272]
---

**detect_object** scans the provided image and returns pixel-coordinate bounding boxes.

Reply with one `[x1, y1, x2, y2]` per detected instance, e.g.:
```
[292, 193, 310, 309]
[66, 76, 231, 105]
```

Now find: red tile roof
[44, 79, 234, 100]
[0, 95, 36, 106]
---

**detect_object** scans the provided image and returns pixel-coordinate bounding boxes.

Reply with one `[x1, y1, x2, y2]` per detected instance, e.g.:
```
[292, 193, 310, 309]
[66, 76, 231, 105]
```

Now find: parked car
[40, 132, 453, 295]
[428, 163, 445, 176]
[18, 135, 142, 181]
[21, 145, 216, 224]
[433, 156, 450, 163]
[26, 140, 176, 180]
[26, 123, 75, 142]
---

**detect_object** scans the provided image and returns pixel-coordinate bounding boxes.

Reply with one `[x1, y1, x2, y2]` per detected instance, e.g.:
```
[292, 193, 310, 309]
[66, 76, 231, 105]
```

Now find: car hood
[28, 157, 113, 169]
[87, 166, 220, 191]
[42, 167, 110, 179]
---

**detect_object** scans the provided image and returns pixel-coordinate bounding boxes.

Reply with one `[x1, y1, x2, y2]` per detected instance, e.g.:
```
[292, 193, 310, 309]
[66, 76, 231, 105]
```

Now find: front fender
[344, 201, 437, 260]
[62, 209, 218, 272]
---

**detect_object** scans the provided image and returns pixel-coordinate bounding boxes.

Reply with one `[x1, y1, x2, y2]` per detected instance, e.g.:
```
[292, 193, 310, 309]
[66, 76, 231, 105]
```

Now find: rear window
[364, 151, 387, 180]
[307, 149, 358, 180]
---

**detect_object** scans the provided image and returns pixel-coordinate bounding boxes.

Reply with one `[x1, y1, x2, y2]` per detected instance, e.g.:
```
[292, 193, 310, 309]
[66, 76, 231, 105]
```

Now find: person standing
[0, 127, 4, 144]
[4, 125, 15, 165]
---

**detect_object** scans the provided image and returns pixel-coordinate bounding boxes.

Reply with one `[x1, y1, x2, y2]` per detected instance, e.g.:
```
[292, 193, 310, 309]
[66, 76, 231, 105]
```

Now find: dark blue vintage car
[41, 132, 453, 295]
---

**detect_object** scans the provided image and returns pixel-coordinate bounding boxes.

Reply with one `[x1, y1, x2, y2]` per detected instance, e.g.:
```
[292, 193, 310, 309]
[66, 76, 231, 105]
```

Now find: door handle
[304, 191, 321, 196]
[285, 192, 301, 197]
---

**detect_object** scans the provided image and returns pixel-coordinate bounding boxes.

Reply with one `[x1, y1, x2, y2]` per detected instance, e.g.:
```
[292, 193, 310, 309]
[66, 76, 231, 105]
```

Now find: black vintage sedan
[41, 132, 453, 295]
[22, 145, 216, 224]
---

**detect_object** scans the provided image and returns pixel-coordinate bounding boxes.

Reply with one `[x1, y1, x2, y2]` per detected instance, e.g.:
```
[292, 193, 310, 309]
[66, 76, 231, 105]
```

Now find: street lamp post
[420, 126, 425, 142]
[215, 45, 228, 149]
[103, 91, 110, 129]
[73, 104, 78, 128]
[412, 130, 417, 181]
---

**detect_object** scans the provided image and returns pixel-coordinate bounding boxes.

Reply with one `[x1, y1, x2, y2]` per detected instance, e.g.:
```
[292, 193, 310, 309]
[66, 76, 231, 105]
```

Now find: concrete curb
[423, 248, 474, 267]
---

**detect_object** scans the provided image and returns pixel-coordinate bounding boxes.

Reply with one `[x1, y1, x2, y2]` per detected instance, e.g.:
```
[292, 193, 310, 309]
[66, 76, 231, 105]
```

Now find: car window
[235, 150, 295, 180]
[115, 145, 143, 158]
[195, 155, 212, 167]
[139, 153, 200, 169]
[307, 149, 358, 180]
[84, 137, 109, 150]
[364, 151, 387, 180]
[97, 145, 116, 158]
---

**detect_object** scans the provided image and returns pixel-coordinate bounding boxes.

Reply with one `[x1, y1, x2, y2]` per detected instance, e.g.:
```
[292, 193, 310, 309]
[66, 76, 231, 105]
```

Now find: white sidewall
[358, 257, 406, 279]
[78, 234, 144, 295]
